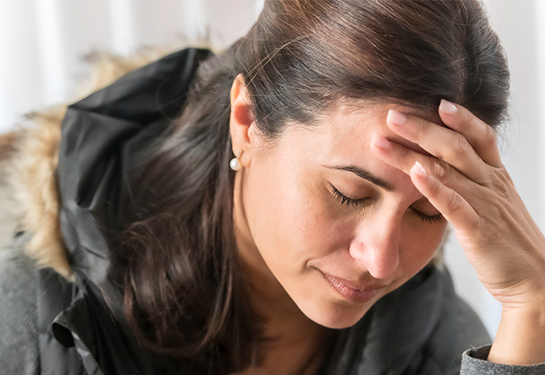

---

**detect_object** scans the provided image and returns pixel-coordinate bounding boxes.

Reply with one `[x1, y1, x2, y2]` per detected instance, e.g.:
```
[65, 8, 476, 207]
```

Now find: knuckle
[449, 133, 470, 158]
[430, 160, 450, 181]
[398, 144, 412, 161]
[499, 167, 513, 182]
[487, 168, 513, 199]
[462, 107, 477, 125]
[427, 177, 442, 197]
[416, 118, 433, 136]
[483, 124, 498, 145]
[446, 192, 464, 214]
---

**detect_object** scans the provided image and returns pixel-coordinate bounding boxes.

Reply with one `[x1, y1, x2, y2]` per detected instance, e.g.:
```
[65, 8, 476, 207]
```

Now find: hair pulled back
[116, 1, 509, 373]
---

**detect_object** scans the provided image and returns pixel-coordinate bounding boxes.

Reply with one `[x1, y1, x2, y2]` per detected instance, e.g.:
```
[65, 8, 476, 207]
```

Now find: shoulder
[0, 234, 40, 374]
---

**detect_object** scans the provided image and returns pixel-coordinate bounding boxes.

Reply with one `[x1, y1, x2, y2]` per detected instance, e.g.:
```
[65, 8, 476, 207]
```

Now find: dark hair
[115, 0, 509, 373]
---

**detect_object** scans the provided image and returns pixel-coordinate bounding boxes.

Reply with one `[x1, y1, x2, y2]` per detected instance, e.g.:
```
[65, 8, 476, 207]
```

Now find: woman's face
[233, 102, 448, 329]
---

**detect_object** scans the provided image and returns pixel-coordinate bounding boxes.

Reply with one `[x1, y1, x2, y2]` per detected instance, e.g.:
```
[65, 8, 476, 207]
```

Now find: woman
[1, 0, 544, 374]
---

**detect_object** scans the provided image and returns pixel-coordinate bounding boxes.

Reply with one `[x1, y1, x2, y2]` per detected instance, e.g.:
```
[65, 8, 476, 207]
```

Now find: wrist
[488, 303, 545, 365]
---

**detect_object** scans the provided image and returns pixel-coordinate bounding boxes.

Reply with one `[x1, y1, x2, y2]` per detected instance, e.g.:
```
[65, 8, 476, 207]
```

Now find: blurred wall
[1, 0, 543, 338]
[0, 0, 262, 132]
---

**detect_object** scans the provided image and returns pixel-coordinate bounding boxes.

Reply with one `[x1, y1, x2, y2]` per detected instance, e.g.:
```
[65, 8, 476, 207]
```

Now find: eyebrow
[323, 164, 394, 192]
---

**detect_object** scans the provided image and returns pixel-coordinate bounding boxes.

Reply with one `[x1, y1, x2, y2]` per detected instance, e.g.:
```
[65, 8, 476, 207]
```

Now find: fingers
[372, 101, 505, 225]
[371, 133, 473, 192]
[438, 100, 503, 168]
[410, 162, 479, 233]
[386, 109, 489, 184]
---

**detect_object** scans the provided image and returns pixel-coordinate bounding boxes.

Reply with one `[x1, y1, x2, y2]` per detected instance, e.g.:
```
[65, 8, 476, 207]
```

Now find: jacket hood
[57, 47, 213, 286]
[12, 47, 212, 281]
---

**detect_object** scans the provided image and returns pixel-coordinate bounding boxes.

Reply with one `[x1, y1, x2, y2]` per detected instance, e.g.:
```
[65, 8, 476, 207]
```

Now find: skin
[229, 75, 545, 373]
[375, 101, 545, 365]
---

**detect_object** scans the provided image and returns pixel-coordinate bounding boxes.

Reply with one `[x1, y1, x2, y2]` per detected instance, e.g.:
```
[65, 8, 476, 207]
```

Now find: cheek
[243, 151, 366, 304]
[246, 164, 339, 273]
[401, 222, 448, 271]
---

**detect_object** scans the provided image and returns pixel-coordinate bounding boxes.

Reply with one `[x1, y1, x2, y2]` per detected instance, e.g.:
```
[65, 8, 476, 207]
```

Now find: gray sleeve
[0, 241, 40, 375]
[461, 346, 545, 374]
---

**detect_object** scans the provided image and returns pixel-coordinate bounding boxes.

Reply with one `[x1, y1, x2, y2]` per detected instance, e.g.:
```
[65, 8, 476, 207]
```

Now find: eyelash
[331, 185, 367, 207]
[330, 185, 445, 224]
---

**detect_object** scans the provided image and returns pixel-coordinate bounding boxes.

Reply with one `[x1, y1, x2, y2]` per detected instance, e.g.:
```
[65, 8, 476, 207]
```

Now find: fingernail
[387, 109, 407, 126]
[413, 162, 427, 178]
[440, 99, 458, 114]
[372, 134, 391, 149]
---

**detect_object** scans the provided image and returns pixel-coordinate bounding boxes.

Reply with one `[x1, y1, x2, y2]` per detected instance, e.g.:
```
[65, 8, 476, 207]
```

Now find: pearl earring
[230, 150, 243, 171]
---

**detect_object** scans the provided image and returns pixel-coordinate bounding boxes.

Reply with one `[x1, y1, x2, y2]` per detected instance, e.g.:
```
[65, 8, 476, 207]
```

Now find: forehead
[297, 101, 439, 156]
[269, 101, 439, 196]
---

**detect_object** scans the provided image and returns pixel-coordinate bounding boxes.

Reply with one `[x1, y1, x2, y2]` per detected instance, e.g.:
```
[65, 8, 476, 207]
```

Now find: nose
[348, 215, 401, 281]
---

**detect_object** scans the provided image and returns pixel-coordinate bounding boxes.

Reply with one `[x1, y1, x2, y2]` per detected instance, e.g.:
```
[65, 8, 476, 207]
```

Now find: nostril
[348, 240, 400, 280]
[368, 251, 399, 280]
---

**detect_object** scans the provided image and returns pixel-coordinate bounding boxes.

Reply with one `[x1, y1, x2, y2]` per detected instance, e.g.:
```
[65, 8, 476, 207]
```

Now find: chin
[297, 298, 374, 329]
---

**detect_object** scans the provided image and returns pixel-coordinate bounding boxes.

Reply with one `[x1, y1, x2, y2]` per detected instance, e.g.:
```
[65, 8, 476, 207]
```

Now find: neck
[232, 170, 330, 375]
[243, 282, 330, 375]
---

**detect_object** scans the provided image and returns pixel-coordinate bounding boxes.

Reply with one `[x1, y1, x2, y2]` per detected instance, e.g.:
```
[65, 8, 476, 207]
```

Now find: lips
[320, 271, 383, 304]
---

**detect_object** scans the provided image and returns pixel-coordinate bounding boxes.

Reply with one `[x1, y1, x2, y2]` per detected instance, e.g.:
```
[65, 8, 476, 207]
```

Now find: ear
[229, 74, 258, 168]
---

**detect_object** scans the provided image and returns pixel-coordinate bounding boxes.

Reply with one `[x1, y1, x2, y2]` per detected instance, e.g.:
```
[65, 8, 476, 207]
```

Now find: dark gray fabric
[37, 267, 87, 374]
[0, 234, 40, 375]
[423, 277, 493, 374]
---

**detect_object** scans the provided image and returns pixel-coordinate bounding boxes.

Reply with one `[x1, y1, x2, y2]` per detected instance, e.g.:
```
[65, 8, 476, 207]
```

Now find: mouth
[319, 271, 384, 304]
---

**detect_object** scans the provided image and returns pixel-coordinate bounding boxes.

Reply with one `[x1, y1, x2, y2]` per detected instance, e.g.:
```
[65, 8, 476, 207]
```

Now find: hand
[370, 99, 545, 365]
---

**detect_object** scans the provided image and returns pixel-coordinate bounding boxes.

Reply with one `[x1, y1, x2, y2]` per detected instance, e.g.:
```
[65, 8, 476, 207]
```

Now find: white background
[1, 0, 543, 338]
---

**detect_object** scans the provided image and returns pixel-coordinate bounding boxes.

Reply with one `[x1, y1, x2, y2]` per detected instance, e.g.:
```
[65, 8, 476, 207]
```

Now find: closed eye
[331, 184, 445, 224]
[330, 185, 368, 207]
[410, 208, 445, 224]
